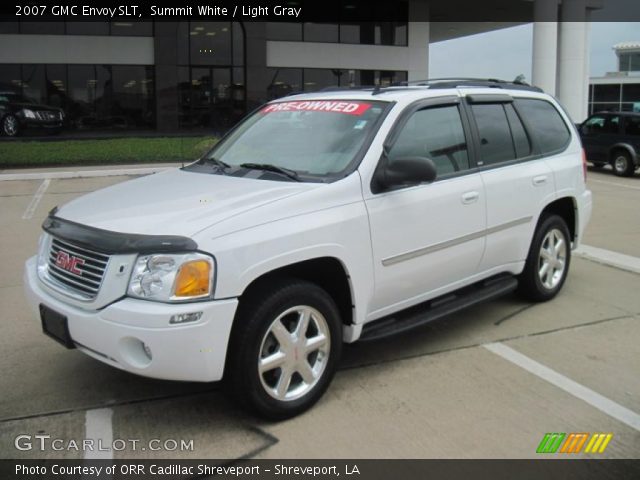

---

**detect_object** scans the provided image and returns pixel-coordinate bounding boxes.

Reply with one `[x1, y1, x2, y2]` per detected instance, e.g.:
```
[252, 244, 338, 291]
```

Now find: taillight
[582, 148, 587, 182]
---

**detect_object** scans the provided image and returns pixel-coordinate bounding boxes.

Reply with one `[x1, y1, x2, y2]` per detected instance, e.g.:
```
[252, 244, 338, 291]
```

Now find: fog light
[169, 311, 203, 325]
[142, 342, 153, 360]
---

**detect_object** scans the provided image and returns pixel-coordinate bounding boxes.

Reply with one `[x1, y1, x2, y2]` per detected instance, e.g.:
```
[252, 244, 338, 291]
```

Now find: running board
[360, 274, 518, 342]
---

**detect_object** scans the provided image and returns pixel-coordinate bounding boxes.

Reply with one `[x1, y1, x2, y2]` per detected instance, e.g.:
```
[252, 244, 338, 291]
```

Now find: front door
[364, 101, 486, 319]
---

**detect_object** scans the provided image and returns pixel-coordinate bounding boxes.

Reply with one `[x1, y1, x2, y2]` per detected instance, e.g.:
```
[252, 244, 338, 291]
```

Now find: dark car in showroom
[0, 91, 64, 137]
[579, 111, 640, 177]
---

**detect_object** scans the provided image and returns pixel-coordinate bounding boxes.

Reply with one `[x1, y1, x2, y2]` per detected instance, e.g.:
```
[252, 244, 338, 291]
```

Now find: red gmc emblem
[55, 251, 85, 275]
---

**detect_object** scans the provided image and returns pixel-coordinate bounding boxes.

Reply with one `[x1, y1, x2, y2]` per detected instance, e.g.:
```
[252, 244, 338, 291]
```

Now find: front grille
[47, 237, 110, 299]
[36, 111, 61, 122]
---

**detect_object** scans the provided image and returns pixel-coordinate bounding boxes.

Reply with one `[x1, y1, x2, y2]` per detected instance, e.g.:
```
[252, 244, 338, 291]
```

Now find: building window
[303, 23, 339, 43]
[0, 64, 22, 93]
[19, 22, 64, 34]
[110, 21, 153, 36]
[619, 52, 640, 72]
[189, 22, 232, 66]
[267, 68, 303, 99]
[66, 22, 110, 35]
[266, 23, 302, 41]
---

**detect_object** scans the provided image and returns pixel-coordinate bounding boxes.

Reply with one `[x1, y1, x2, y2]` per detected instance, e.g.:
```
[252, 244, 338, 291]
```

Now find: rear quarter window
[515, 98, 571, 154]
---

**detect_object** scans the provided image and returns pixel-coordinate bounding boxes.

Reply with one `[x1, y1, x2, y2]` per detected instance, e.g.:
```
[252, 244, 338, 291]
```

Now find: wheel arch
[236, 256, 355, 329]
[539, 197, 577, 243]
[608, 143, 637, 165]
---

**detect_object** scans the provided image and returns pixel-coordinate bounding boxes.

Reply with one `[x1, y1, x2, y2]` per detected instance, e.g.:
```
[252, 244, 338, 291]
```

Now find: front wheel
[2, 114, 19, 137]
[227, 279, 342, 419]
[518, 215, 571, 302]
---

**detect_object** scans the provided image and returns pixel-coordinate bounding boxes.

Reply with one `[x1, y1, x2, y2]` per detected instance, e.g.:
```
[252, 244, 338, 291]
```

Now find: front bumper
[24, 257, 238, 382]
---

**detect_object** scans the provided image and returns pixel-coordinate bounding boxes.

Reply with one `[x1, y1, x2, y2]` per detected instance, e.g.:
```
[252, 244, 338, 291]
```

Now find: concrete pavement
[0, 166, 638, 460]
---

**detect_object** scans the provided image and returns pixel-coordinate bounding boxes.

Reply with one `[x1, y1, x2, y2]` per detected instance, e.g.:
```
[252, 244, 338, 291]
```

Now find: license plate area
[40, 304, 75, 349]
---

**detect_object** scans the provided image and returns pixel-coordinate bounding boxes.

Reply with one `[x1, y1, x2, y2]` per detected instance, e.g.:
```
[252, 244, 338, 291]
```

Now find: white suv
[24, 80, 592, 419]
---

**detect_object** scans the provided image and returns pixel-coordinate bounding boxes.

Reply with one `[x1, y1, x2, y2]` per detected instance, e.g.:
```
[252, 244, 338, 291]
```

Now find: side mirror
[375, 156, 437, 192]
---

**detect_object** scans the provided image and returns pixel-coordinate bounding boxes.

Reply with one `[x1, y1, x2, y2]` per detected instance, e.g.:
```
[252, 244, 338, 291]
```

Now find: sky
[429, 22, 640, 81]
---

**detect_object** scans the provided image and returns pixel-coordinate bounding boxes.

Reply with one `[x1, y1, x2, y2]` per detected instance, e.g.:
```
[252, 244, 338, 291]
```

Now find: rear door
[581, 114, 621, 163]
[464, 95, 558, 273]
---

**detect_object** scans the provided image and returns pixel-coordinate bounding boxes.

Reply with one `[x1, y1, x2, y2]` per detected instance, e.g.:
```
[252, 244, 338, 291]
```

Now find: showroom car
[0, 91, 64, 137]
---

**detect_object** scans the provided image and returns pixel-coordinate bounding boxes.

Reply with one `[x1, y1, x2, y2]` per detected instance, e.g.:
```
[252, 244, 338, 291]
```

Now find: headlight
[22, 108, 36, 119]
[36, 233, 51, 278]
[127, 253, 214, 302]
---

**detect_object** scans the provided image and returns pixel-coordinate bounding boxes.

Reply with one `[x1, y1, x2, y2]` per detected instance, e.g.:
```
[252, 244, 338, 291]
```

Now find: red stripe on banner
[262, 101, 372, 116]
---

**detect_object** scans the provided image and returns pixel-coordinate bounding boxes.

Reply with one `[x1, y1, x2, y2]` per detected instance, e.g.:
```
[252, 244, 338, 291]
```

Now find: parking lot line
[0, 167, 171, 182]
[484, 342, 640, 432]
[575, 244, 640, 275]
[590, 178, 640, 192]
[21, 178, 50, 220]
[84, 408, 113, 460]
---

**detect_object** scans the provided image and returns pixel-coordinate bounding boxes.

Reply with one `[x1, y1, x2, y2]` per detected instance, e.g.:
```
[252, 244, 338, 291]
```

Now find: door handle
[461, 191, 479, 204]
[532, 175, 548, 186]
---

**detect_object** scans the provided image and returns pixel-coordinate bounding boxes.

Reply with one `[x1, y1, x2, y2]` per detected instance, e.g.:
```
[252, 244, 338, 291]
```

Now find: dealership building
[589, 41, 640, 115]
[0, 0, 603, 132]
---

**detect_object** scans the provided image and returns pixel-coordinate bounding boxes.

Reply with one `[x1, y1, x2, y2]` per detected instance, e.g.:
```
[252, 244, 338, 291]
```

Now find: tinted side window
[389, 105, 470, 177]
[515, 98, 571, 154]
[505, 104, 532, 158]
[472, 104, 515, 165]
[625, 116, 640, 136]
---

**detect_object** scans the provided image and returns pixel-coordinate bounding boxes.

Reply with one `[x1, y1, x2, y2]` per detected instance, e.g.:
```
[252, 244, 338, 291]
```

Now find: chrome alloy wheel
[3, 115, 18, 136]
[258, 305, 331, 402]
[614, 155, 628, 174]
[538, 228, 567, 290]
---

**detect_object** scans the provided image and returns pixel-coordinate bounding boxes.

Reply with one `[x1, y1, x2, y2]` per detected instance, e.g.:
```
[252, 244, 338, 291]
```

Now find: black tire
[227, 278, 342, 419]
[611, 150, 635, 177]
[2, 114, 19, 137]
[518, 214, 571, 302]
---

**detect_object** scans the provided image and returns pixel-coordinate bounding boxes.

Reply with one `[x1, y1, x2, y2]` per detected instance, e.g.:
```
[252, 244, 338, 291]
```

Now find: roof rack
[298, 78, 543, 97]
[398, 77, 543, 93]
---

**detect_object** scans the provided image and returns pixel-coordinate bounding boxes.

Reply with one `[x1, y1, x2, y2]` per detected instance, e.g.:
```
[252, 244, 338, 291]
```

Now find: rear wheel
[518, 215, 571, 302]
[611, 150, 634, 177]
[227, 278, 342, 419]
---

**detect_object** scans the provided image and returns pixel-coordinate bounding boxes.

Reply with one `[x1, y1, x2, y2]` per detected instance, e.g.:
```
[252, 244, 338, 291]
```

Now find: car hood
[13, 102, 61, 112]
[55, 168, 320, 237]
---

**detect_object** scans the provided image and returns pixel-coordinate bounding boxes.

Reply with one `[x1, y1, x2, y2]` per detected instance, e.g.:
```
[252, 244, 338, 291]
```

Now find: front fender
[200, 201, 374, 326]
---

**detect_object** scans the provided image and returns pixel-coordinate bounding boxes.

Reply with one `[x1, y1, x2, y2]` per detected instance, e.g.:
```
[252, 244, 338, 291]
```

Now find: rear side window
[624, 116, 640, 136]
[515, 98, 571, 154]
[471, 104, 516, 165]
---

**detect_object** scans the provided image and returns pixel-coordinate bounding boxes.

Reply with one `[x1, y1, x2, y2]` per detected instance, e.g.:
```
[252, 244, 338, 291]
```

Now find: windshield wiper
[200, 157, 231, 173]
[239, 163, 300, 182]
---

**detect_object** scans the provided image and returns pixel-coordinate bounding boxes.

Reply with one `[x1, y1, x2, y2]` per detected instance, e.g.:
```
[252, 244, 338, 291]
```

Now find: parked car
[24, 79, 592, 419]
[579, 111, 640, 177]
[0, 91, 64, 137]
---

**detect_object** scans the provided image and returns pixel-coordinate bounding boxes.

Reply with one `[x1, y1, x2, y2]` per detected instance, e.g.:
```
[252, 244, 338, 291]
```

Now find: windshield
[194, 99, 388, 181]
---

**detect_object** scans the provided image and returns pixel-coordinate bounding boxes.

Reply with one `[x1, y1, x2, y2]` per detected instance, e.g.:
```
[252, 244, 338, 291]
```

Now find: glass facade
[266, 21, 408, 46]
[0, 64, 155, 129]
[267, 67, 407, 99]
[589, 83, 640, 114]
[1, 17, 412, 133]
[176, 22, 246, 130]
[7, 21, 153, 36]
